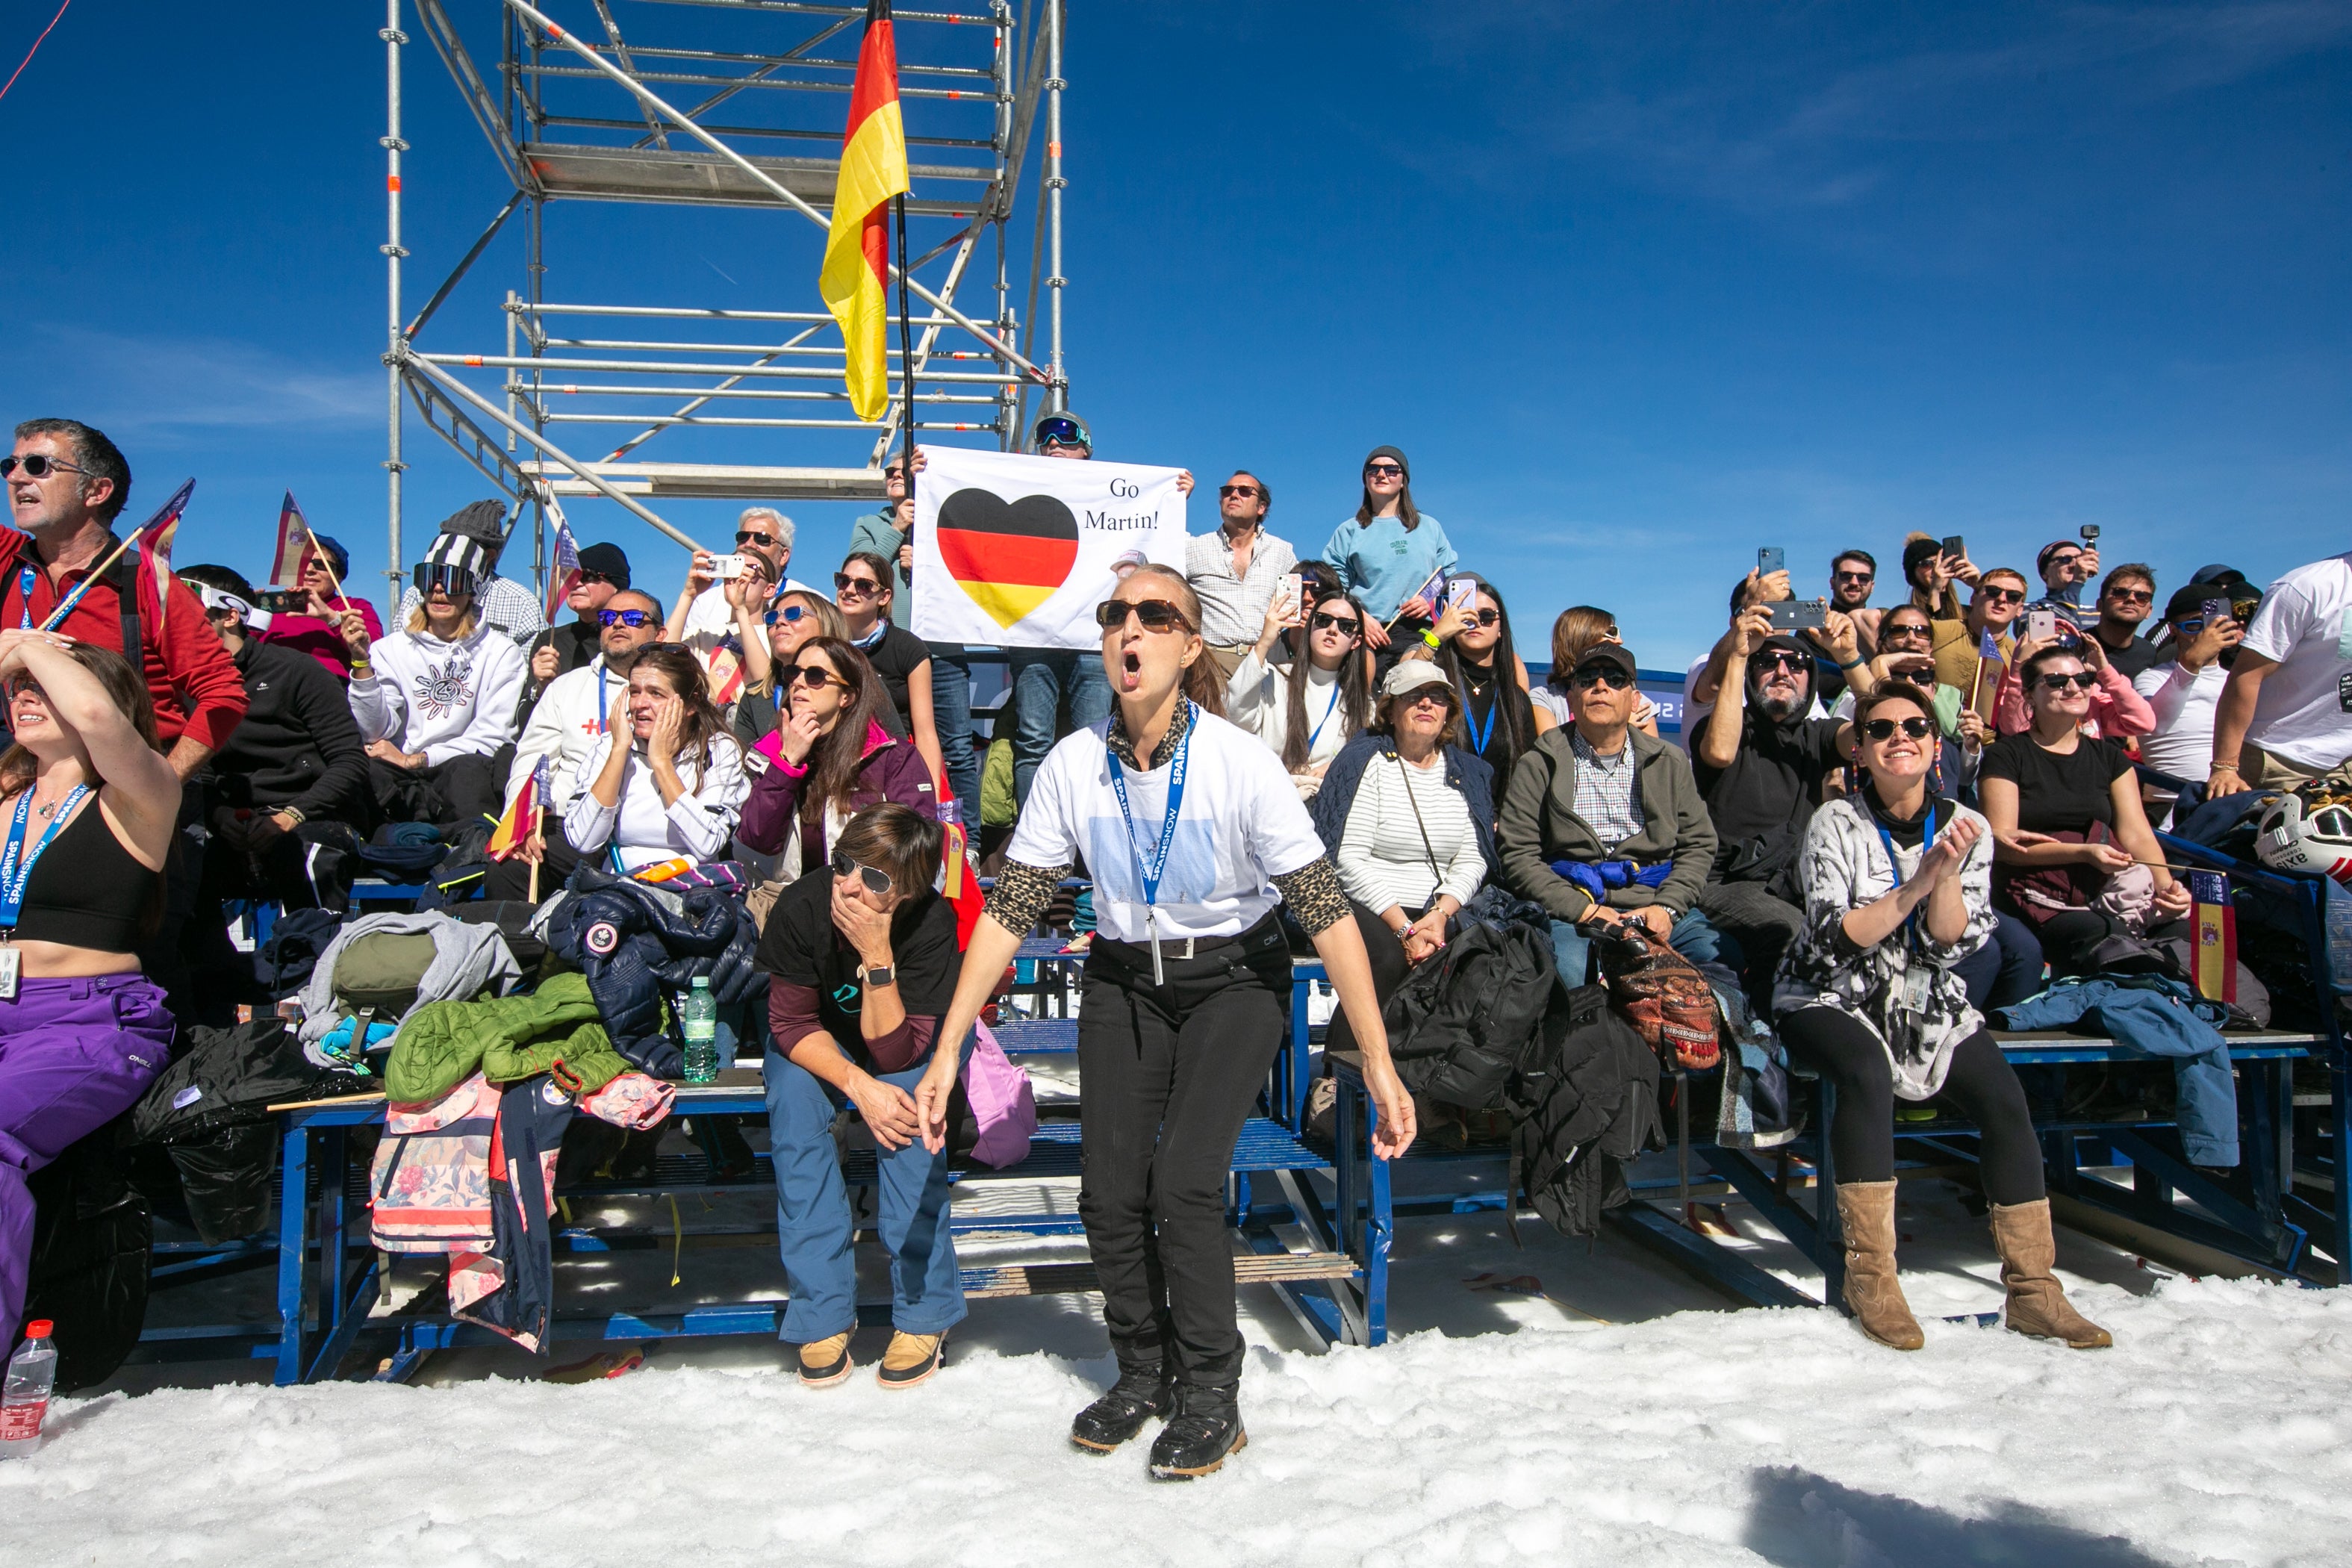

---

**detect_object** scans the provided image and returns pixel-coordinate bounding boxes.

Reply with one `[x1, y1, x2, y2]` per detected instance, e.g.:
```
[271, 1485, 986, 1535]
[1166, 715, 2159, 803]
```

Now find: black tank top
[10, 800, 160, 953]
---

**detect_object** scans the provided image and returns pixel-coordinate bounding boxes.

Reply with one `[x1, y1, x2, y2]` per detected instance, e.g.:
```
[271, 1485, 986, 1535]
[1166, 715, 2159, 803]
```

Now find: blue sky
[1, 1, 2345, 668]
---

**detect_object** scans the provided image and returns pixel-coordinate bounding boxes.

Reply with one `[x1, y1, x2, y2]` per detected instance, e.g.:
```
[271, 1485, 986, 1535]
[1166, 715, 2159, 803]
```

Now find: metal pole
[1043, 0, 1064, 414]
[500, 0, 1048, 385]
[382, 0, 409, 617]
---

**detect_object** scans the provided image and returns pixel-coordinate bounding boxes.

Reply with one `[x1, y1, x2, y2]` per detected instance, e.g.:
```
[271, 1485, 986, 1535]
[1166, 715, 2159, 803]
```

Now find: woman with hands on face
[1774, 683, 2109, 1354]
[756, 803, 966, 1391]
[734, 636, 938, 877]
[558, 643, 749, 875]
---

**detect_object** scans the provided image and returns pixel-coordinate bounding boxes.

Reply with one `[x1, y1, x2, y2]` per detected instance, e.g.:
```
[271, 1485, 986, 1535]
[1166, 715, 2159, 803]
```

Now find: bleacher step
[963, 1251, 1357, 1300]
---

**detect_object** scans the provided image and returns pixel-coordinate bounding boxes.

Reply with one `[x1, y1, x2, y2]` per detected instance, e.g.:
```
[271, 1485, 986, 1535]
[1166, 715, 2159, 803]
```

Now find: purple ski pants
[0, 974, 173, 1345]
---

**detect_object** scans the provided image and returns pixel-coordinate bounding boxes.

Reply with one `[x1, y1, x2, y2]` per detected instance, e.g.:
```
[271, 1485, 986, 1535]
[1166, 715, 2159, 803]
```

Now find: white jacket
[506, 657, 629, 813]
[1226, 650, 1357, 777]
[561, 731, 751, 872]
[349, 623, 527, 764]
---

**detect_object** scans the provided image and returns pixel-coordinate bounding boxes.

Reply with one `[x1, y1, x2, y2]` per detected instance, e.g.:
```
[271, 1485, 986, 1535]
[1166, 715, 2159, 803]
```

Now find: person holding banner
[0, 629, 184, 1351]
[258, 528, 381, 684]
[1319, 446, 1456, 663]
[918, 564, 1414, 1479]
[1775, 682, 2109, 1353]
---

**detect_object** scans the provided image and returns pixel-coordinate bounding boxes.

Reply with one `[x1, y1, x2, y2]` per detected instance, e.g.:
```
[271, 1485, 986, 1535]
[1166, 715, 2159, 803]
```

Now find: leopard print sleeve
[1272, 855, 1351, 937]
[983, 859, 1070, 935]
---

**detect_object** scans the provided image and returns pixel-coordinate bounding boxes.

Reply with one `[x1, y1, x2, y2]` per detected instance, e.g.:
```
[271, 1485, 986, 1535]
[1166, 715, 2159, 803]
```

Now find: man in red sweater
[2, 420, 246, 775]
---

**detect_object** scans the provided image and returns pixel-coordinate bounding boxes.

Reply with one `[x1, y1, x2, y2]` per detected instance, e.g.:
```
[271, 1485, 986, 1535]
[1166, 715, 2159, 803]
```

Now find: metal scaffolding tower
[379, 0, 1068, 587]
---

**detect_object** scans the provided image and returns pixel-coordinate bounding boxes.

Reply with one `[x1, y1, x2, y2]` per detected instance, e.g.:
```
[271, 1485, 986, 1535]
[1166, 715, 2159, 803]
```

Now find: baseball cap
[1567, 643, 1639, 682]
[1382, 661, 1454, 700]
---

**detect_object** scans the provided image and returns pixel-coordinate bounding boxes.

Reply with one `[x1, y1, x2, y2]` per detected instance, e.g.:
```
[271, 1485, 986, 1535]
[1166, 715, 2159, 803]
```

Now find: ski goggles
[1035, 417, 1088, 449]
[411, 563, 481, 597]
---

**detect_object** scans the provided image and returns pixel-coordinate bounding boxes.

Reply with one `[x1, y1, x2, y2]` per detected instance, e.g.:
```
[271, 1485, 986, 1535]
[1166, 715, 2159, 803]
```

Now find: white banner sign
[909, 447, 1188, 650]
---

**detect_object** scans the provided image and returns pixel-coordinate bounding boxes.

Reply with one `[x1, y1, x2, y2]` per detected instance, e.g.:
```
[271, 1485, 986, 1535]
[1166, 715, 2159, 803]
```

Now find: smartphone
[2026, 609, 2058, 644]
[1446, 577, 1478, 615]
[710, 553, 750, 580]
[1278, 572, 1305, 622]
[2079, 524, 2102, 544]
[1941, 535, 1966, 562]
[1757, 547, 1785, 576]
[1768, 599, 1829, 632]
[2201, 597, 2231, 626]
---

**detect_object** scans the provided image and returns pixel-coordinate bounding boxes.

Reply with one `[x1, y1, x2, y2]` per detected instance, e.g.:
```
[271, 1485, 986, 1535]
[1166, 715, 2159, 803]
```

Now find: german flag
[820, 1, 909, 423]
[934, 491, 1080, 629]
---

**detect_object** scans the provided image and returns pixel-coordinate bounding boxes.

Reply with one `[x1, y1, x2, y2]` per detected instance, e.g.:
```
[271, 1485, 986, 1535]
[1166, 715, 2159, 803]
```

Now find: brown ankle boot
[1834, 1180, 1923, 1351]
[1989, 1199, 2112, 1349]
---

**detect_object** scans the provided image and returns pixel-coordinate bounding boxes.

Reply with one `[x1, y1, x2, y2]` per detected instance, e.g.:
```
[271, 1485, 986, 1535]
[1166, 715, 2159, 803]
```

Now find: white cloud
[1, 326, 379, 435]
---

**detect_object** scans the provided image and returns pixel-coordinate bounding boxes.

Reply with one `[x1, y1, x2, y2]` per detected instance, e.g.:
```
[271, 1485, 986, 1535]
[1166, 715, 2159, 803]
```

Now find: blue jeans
[1009, 647, 1113, 806]
[1549, 909, 1727, 989]
[926, 644, 982, 813]
[765, 1048, 966, 1342]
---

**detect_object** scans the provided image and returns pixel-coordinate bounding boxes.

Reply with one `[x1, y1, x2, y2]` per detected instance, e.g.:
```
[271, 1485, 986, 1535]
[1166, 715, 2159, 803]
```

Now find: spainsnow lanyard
[1463, 681, 1496, 756]
[0, 784, 90, 930]
[1876, 802, 1938, 1011]
[1104, 703, 1195, 986]
[16, 567, 34, 631]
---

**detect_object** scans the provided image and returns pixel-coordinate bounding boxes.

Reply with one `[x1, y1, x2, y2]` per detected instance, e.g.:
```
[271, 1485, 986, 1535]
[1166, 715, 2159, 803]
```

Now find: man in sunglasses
[392, 500, 547, 648]
[1930, 567, 2029, 724]
[504, 588, 666, 833]
[670, 505, 816, 701]
[1185, 470, 1295, 680]
[1498, 644, 1729, 984]
[520, 541, 632, 700]
[2026, 537, 2102, 620]
[1693, 606, 1873, 1001]
[2082, 563, 2162, 680]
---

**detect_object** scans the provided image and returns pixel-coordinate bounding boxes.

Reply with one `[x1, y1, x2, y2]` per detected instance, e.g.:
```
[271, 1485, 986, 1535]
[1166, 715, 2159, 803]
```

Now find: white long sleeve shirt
[506, 657, 629, 814]
[1337, 750, 1486, 915]
[2132, 659, 2228, 783]
[349, 623, 527, 764]
[1226, 652, 1356, 777]
[561, 732, 751, 871]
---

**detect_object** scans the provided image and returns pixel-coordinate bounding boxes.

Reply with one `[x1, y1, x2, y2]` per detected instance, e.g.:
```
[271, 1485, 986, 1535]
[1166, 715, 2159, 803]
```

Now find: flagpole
[296, 517, 349, 609]
[895, 190, 916, 510]
[40, 525, 147, 635]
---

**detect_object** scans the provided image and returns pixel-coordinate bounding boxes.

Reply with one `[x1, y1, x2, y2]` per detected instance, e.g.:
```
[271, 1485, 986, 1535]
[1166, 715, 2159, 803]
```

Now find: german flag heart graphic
[934, 488, 1081, 629]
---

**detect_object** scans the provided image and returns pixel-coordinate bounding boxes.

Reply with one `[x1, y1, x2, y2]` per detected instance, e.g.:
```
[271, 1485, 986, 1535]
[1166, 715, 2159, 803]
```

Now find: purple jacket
[737, 718, 938, 865]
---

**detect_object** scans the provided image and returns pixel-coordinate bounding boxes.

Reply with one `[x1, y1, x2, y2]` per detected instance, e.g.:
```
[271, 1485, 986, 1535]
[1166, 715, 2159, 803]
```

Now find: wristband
[2210, 760, 2240, 774]
[276, 806, 306, 827]
[1838, 655, 1864, 670]
[349, 661, 373, 677]
[1422, 630, 1441, 650]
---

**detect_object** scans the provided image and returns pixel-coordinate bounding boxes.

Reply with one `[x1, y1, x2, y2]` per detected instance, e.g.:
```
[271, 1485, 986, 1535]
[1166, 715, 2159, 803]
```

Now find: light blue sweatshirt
[1322, 513, 1458, 623]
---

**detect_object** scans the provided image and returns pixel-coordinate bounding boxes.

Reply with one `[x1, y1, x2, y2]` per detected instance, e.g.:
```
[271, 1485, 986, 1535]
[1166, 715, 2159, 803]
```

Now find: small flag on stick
[1385, 568, 1448, 630]
[488, 758, 551, 862]
[142, 484, 188, 635]
[543, 500, 582, 625]
[2188, 871, 2238, 1004]
[268, 494, 311, 590]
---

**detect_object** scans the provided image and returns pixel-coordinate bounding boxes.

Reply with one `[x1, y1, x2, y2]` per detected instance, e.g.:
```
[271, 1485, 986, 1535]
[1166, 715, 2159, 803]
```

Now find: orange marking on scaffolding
[1047, 141, 1061, 158]
[464, 355, 484, 367]
[388, 175, 402, 192]
[948, 90, 962, 99]
[544, 22, 564, 40]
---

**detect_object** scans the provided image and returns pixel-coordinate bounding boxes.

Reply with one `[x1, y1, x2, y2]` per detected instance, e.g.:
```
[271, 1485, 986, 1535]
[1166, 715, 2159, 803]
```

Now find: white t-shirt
[2239, 553, 2352, 771]
[1005, 709, 1328, 943]
[2132, 659, 2227, 783]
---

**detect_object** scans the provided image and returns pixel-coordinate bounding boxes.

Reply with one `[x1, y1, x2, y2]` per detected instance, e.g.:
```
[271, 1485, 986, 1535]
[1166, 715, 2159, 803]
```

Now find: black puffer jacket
[1508, 981, 1664, 1238]
[541, 865, 762, 1076]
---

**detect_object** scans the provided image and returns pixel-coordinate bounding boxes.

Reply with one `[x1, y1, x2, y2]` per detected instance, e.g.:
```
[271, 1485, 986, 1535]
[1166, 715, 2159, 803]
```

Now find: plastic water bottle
[681, 977, 720, 1083]
[1, 1319, 57, 1458]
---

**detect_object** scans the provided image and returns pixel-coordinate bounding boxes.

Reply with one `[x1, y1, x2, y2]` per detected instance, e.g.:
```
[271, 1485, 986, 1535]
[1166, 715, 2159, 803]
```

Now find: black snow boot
[1069, 1361, 1175, 1453]
[1147, 1381, 1247, 1480]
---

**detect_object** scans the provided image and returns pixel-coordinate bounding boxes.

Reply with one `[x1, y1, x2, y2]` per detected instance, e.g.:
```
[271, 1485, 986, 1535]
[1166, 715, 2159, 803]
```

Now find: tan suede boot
[1989, 1198, 2112, 1349]
[1834, 1180, 1924, 1350]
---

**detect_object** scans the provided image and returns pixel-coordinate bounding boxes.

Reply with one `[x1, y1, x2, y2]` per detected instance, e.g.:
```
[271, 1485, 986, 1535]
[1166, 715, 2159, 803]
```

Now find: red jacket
[0, 528, 249, 752]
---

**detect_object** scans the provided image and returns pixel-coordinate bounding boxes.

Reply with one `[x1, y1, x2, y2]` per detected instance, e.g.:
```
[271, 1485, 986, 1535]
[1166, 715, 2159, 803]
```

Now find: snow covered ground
[10, 1164, 2352, 1568]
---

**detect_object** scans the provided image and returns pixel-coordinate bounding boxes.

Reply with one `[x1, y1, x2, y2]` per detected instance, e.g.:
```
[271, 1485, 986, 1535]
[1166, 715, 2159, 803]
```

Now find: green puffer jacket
[385, 972, 629, 1104]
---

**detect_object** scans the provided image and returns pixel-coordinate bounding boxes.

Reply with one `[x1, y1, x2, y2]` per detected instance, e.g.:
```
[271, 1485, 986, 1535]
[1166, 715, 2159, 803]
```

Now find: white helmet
[2254, 790, 2352, 884]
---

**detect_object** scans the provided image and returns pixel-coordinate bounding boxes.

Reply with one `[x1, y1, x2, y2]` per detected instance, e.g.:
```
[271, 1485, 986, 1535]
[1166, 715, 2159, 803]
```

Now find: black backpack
[1379, 913, 1557, 1110]
[1508, 981, 1665, 1238]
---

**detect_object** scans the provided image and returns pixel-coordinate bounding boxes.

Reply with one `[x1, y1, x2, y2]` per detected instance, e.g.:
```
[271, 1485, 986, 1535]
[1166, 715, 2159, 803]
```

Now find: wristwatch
[861, 963, 896, 989]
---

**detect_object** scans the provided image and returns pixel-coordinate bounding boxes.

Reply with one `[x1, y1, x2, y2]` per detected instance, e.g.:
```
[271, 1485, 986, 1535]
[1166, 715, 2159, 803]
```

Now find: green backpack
[332, 931, 441, 1022]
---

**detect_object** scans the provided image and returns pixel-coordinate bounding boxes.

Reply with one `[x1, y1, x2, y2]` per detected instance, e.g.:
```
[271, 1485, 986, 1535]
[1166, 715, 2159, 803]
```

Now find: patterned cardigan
[1770, 794, 1996, 1101]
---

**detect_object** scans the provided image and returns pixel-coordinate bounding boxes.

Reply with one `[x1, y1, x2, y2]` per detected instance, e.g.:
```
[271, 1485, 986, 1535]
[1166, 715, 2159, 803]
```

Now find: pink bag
[961, 1020, 1037, 1169]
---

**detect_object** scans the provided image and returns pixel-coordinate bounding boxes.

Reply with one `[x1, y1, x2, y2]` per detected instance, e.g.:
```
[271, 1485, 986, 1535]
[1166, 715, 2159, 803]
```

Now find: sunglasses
[1892, 665, 1937, 687]
[1981, 587, 2026, 604]
[7, 676, 46, 701]
[829, 850, 892, 897]
[1403, 688, 1455, 709]
[1752, 651, 1809, 673]
[1218, 485, 1262, 500]
[787, 663, 841, 691]
[2106, 587, 2154, 603]
[2037, 671, 2097, 692]
[575, 570, 615, 588]
[735, 531, 778, 548]
[1308, 609, 1361, 636]
[1569, 665, 1632, 691]
[0, 455, 90, 481]
[1862, 716, 1935, 741]
[1465, 608, 1500, 628]
[1833, 569, 1875, 583]
[763, 604, 811, 627]
[883, 466, 906, 482]
[597, 608, 655, 628]
[833, 573, 883, 596]
[1363, 462, 1404, 479]
[1095, 599, 1192, 634]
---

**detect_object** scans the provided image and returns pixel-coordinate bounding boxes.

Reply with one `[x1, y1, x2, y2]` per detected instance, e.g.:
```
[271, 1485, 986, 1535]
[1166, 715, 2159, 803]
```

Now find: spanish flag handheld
[2187, 870, 2239, 1005]
[820, 1, 909, 422]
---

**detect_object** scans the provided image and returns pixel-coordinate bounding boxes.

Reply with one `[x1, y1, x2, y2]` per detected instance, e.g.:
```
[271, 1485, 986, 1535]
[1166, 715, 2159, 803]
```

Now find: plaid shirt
[1185, 526, 1298, 647]
[1570, 729, 1644, 852]
[398, 573, 548, 649]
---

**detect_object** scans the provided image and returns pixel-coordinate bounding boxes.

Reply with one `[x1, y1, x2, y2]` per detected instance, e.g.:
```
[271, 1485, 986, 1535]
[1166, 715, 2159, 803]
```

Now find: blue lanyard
[597, 665, 617, 734]
[1875, 802, 1938, 943]
[1463, 682, 1496, 756]
[16, 568, 33, 631]
[1306, 677, 1344, 750]
[0, 784, 90, 929]
[1104, 703, 1194, 914]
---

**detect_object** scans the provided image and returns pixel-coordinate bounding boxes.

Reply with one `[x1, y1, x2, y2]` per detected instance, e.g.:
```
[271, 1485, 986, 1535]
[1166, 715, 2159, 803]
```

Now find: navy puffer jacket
[541, 866, 762, 1076]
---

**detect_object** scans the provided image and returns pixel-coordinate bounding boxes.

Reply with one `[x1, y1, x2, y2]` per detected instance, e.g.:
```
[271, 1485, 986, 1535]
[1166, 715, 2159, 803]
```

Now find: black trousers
[1322, 901, 1419, 1060]
[1076, 915, 1290, 1387]
[1779, 1006, 2044, 1205]
[368, 753, 503, 828]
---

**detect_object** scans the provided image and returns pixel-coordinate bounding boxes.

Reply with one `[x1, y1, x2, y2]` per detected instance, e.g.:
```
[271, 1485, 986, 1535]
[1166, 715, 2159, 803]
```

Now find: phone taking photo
[1446, 577, 1478, 615]
[1768, 599, 1829, 632]
[710, 553, 750, 581]
[2026, 609, 2057, 644]
[1941, 535, 1966, 564]
[1757, 547, 1785, 577]
[1278, 573, 1305, 623]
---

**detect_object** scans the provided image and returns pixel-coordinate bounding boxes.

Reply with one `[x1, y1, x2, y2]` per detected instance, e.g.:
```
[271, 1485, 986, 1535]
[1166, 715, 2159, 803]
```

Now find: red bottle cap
[23, 1320, 52, 1338]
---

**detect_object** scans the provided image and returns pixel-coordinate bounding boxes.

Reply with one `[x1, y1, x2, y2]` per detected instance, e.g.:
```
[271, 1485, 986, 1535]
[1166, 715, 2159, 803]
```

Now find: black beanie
[1901, 535, 1945, 576]
[1363, 444, 1410, 478]
[576, 541, 630, 590]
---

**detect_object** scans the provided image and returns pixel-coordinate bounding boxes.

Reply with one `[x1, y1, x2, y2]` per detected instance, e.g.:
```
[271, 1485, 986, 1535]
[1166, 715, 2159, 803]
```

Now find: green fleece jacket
[1496, 725, 1719, 924]
[385, 972, 629, 1104]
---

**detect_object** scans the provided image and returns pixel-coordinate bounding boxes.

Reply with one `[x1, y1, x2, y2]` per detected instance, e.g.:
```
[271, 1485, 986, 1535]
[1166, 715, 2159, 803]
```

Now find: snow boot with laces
[1989, 1198, 2112, 1349]
[1835, 1180, 1924, 1351]
[1069, 1361, 1175, 1452]
[1147, 1381, 1247, 1480]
